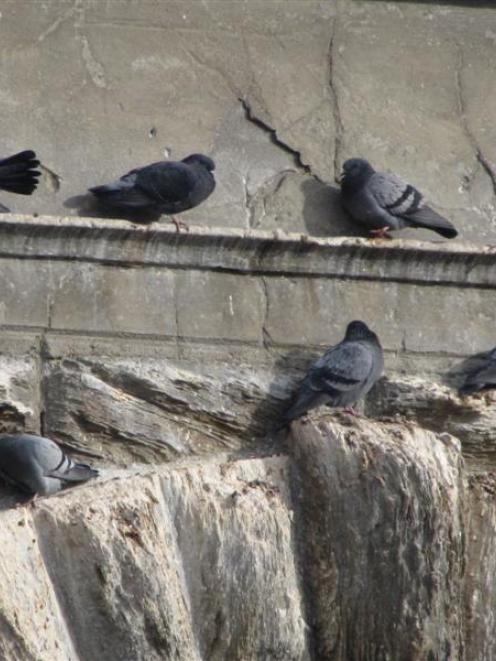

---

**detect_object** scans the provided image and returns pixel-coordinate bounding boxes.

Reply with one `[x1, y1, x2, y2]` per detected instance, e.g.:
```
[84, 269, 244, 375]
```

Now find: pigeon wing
[308, 341, 373, 394]
[131, 161, 196, 205]
[462, 349, 496, 389]
[368, 172, 424, 217]
[368, 171, 457, 238]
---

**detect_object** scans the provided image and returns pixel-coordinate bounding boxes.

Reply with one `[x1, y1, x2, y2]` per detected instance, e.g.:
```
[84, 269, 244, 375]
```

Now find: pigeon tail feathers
[403, 205, 458, 239]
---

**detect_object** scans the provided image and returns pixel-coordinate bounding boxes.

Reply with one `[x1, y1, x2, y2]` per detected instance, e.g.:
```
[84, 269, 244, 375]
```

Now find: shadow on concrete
[244, 346, 321, 448]
[300, 179, 364, 238]
[64, 194, 161, 223]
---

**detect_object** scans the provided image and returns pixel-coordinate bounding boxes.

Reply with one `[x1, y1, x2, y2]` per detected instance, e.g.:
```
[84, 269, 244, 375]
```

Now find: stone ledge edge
[0, 214, 494, 287]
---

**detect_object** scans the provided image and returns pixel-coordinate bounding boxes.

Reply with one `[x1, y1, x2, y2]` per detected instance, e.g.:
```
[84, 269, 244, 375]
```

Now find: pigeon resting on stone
[89, 153, 216, 231]
[340, 158, 457, 239]
[0, 150, 40, 196]
[455, 347, 496, 396]
[281, 320, 384, 425]
[0, 433, 98, 497]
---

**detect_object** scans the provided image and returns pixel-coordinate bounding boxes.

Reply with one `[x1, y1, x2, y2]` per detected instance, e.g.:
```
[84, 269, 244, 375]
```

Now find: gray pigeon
[0, 433, 98, 497]
[340, 158, 457, 239]
[0, 150, 40, 195]
[281, 320, 383, 425]
[455, 347, 496, 396]
[89, 153, 215, 230]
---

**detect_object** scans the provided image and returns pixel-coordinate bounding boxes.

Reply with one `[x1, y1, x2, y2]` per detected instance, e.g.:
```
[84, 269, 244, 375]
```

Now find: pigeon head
[345, 320, 379, 343]
[340, 158, 375, 186]
[182, 154, 216, 171]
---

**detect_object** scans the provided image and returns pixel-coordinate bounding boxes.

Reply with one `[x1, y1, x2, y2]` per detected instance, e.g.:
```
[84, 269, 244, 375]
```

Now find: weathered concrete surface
[0, 216, 494, 357]
[0, 2, 495, 242]
[0, 218, 492, 469]
[291, 414, 465, 660]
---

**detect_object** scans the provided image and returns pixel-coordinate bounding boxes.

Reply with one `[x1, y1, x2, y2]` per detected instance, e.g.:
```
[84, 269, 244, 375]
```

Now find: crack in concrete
[260, 275, 275, 352]
[328, 20, 344, 183]
[454, 43, 496, 200]
[240, 98, 313, 177]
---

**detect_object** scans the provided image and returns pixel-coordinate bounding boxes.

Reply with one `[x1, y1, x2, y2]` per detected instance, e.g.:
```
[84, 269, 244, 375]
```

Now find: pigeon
[340, 158, 457, 239]
[89, 153, 216, 230]
[0, 433, 98, 497]
[455, 347, 496, 396]
[281, 320, 384, 425]
[0, 150, 41, 196]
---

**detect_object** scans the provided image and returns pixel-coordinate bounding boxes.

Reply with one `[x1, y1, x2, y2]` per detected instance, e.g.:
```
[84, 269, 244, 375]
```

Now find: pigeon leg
[344, 406, 358, 416]
[169, 216, 189, 233]
[369, 227, 393, 239]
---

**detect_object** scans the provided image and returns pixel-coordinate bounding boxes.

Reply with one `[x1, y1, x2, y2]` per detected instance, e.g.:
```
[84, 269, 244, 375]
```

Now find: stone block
[50, 262, 177, 336]
[175, 270, 265, 343]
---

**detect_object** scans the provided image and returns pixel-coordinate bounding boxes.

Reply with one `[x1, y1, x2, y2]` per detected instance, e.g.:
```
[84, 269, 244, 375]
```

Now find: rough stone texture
[0, 2, 496, 242]
[3, 415, 494, 660]
[368, 375, 496, 471]
[464, 472, 496, 661]
[0, 353, 40, 435]
[42, 357, 290, 464]
[291, 413, 465, 661]
[1, 455, 309, 661]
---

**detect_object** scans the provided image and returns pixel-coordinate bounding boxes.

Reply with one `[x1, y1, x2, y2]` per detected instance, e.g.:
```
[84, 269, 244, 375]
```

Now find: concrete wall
[0, 1, 495, 243]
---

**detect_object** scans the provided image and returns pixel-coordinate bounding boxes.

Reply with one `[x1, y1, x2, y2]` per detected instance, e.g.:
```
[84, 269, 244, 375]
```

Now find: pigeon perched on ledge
[281, 320, 384, 425]
[89, 153, 216, 230]
[455, 347, 496, 396]
[0, 150, 40, 195]
[340, 158, 458, 239]
[0, 433, 98, 497]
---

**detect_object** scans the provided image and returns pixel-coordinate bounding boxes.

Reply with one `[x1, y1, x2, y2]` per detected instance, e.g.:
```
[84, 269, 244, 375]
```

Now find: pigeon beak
[338, 172, 345, 183]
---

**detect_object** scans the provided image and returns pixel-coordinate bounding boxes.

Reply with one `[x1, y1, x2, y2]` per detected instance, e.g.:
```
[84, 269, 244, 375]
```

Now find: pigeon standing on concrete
[340, 158, 458, 239]
[89, 153, 216, 230]
[0, 150, 40, 196]
[281, 320, 384, 425]
[455, 347, 496, 396]
[0, 433, 98, 497]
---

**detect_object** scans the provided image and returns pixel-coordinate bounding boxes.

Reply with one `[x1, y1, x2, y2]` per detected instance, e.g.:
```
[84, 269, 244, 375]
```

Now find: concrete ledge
[0, 214, 495, 287]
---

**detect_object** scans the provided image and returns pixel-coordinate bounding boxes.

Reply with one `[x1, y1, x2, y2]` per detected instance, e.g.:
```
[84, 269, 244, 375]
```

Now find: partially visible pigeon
[281, 320, 384, 425]
[0, 433, 98, 497]
[0, 150, 40, 195]
[455, 347, 496, 396]
[340, 158, 457, 239]
[89, 153, 216, 230]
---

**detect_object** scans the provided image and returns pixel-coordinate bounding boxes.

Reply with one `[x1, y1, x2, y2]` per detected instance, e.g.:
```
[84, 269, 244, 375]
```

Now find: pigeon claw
[344, 406, 358, 416]
[369, 227, 393, 239]
[170, 217, 189, 233]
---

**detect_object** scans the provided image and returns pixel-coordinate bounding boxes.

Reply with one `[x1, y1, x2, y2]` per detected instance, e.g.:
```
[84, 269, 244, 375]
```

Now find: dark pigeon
[340, 158, 457, 239]
[89, 153, 215, 229]
[0, 150, 40, 196]
[0, 433, 98, 497]
[455, 347, 496, 396]
[281, 320, 383, 425]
